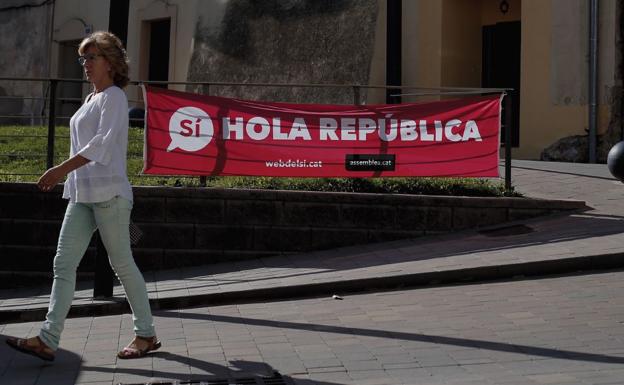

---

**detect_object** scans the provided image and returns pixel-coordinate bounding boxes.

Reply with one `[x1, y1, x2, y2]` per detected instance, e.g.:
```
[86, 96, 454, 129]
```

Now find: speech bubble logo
[167, 106, 214, 152]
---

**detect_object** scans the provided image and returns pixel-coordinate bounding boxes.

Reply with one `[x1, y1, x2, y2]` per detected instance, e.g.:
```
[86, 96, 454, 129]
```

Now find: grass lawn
[0, 125, 515, 196]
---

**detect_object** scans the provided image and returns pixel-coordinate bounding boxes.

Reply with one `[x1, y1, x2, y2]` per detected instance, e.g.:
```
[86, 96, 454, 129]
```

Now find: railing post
[199, 83, 210, 187]
[46, 79, 57, 169]
[93, 231, 114, 299]
[504, 92, 512, 193]
[353, 86, 361, 105]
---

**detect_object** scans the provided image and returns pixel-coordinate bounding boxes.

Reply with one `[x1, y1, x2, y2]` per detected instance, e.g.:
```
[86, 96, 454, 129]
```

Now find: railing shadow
[158, 310, 624, 365]
[138, 210, 624, 296]
[0, 333, 338, 384]
[0, 333, 82, 383]
[82, 354, 339, 384]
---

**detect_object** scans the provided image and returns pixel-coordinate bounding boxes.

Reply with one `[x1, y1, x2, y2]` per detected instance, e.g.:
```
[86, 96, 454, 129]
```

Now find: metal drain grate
[478, 224, 534, 237]
[117, 371, 287, 385]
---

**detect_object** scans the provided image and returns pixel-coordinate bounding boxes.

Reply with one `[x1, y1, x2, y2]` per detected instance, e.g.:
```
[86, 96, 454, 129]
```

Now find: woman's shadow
[82, 351, 340, 384]
[1, 333, 81, 383]
[1, 334, 338, 384]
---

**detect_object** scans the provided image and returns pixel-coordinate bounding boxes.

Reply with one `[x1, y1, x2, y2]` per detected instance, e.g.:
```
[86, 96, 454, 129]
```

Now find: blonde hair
[79, 31, 130, 88]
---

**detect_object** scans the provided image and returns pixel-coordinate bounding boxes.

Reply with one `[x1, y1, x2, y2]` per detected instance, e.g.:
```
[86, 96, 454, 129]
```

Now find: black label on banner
[345, 154, 396, 171]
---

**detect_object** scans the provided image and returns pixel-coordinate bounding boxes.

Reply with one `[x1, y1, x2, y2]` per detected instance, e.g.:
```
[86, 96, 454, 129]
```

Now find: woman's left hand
[37, 166, 66, 192]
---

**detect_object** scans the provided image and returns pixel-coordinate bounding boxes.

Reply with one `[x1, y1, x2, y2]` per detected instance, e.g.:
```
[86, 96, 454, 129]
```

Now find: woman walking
[6, 31, 159, 361]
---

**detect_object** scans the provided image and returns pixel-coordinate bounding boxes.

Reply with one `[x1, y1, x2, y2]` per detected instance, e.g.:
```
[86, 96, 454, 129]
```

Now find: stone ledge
[0, 182, 587, 273]
[0, 182, 587, 209]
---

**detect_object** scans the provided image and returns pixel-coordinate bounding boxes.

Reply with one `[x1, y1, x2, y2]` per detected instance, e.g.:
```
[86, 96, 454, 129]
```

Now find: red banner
[143, 86, 502, 177]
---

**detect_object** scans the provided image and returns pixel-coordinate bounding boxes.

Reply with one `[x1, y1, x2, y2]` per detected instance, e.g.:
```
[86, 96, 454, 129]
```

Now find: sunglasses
[78, 53, 103, 66]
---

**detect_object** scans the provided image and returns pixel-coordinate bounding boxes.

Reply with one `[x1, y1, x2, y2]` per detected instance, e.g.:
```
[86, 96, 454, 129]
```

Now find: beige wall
[49, 0, 201, 105]
[48, 0, 618, 160]
[401, 0, 422, 93]
[399, 0, 616, 159]
[126, 0, 198, 103]
[368, 0, 388, 104]
[481, 0, 521, 25]
[50, 0, 110, 81]
[441, 0, 482, 88]
[519, 0, 581, 158]
[403, 0, 521, 96]
[518, 0, 614, 159]
[50, 0, 112, 108]
[413, 0, 443, 91]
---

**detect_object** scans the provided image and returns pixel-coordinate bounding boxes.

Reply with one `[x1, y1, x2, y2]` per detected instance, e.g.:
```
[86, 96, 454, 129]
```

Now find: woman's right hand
[37, 166, 66, 192]
[37, 155, 90, 192]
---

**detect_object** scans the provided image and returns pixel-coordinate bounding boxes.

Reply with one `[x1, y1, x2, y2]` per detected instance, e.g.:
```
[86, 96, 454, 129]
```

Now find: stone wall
[0, 183, 585, 276]
[0, 0, 53, 125]
[598, 0, 624, 161]
[187, 0, 378, 104]
[541, 0, 623, 162]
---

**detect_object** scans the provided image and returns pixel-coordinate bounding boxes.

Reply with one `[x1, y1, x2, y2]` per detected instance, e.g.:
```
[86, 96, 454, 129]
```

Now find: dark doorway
[148, 18, 170, 88]
[482, 21, 520, 147]
[57, 40, 83, 125]
[109, 0, 129, 46]
[386, 0, 401, 104]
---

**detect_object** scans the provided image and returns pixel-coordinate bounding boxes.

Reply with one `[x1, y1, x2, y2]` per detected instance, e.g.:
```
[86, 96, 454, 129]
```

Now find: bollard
[607, 141, 624, 182]
[93, 231, 114, 298]
[504, 93, 512, 193]
[46, 80, 57, 169]
[93, 222, 143, 299]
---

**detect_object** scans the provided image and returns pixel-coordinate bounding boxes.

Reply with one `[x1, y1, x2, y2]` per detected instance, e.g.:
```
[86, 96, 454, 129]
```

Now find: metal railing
[0, 77, 513, 299]
[0, 77, 513, 190]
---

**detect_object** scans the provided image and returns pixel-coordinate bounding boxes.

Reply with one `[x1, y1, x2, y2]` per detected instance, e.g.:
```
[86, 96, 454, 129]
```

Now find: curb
[1, 181, 588, 275]
[2, 252, 623, 325]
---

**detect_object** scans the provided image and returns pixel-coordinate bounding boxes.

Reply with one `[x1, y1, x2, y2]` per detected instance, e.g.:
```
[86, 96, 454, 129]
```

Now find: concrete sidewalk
[3, 257, 624, 384]
[1, 160, 622, 324]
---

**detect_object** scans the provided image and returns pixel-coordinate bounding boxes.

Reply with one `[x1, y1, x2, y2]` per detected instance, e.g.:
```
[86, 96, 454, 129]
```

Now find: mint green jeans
[40, 196, 155, 350]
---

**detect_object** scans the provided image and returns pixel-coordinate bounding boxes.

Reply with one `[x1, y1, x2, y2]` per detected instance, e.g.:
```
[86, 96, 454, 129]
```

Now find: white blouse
[62, 86, 133, 203]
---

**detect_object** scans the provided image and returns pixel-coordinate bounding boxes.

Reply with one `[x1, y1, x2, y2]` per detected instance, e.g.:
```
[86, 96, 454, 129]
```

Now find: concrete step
[0, 271, 94, 289]
[1, 251, 622, 325]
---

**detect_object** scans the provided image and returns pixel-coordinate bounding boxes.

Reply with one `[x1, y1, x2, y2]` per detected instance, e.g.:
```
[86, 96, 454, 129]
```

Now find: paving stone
[2, 161, 624, 385]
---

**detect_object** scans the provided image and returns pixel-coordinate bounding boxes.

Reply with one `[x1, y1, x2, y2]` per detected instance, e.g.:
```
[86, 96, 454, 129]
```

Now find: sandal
[6, 336, 55, 362]
[117, 335, 161, 359]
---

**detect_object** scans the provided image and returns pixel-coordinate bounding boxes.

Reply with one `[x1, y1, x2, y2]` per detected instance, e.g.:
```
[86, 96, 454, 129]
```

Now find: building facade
[0, 0, 621, 161]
